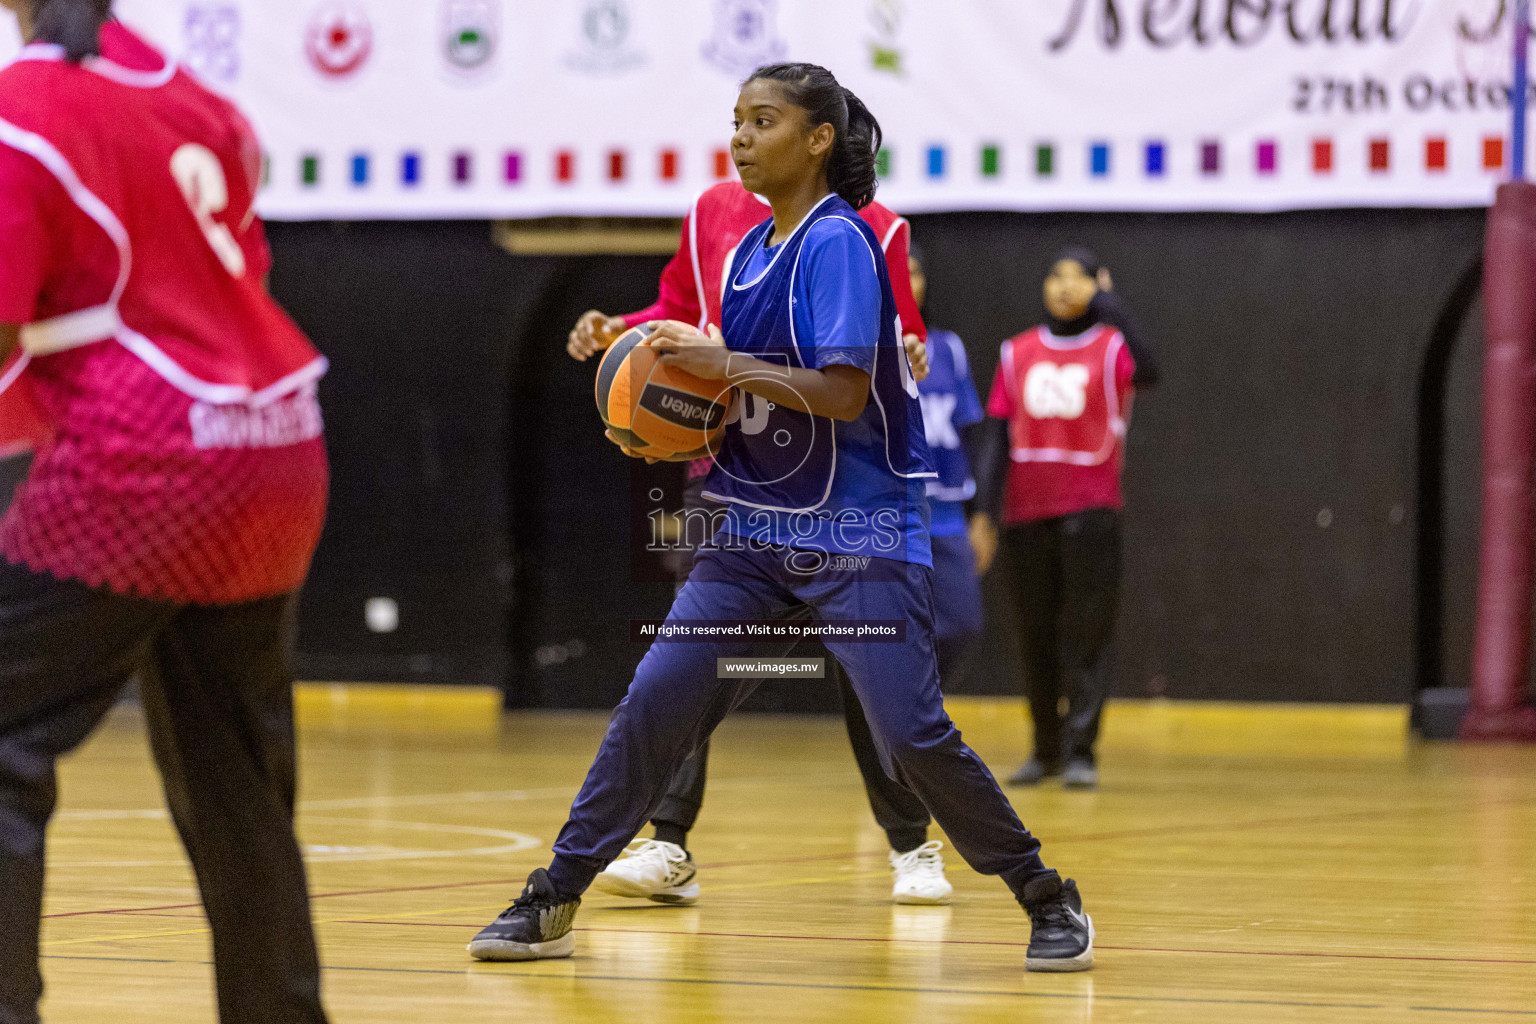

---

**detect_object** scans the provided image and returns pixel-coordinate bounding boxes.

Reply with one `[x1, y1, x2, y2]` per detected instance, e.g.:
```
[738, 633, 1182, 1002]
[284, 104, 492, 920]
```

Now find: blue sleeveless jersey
[702, 194, 936, 566]
[917, 329, 985, 538]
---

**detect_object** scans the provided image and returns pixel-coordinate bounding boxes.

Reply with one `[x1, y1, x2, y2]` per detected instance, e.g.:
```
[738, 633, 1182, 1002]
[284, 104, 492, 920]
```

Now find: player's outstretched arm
[568, 310, 627, 361]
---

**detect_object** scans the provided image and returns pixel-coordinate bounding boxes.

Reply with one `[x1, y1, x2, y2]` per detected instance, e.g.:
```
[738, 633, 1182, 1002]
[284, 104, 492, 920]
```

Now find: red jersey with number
[0, 23, 328, 603]
[622, 182, 925, 479]
[985, 324, 1134, 524]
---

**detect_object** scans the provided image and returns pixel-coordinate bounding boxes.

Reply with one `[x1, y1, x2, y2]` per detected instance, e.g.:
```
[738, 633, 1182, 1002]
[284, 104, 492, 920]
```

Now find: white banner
[1, 1, 1526, 217]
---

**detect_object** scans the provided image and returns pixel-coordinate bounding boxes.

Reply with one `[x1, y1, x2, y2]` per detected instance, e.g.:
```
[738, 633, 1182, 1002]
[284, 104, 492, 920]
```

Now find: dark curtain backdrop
[266, 207, 1492, 708]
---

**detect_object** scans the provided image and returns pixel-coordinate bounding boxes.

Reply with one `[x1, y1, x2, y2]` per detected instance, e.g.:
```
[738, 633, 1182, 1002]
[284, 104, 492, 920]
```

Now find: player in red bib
[974, 248, 1138, 793]
[561, 182, 953, 908]
[0, 3, 330, 1021]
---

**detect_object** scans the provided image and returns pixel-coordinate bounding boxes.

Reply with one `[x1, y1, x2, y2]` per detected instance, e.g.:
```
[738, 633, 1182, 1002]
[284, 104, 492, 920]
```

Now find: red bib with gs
[987, 324, 1135, 524]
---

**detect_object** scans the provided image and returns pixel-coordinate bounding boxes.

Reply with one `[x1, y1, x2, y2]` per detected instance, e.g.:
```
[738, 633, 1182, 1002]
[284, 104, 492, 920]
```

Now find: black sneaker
[1007, 757, 1061, 787]
[467, 868, 580, 961]
[1021, 874, 1094, 972]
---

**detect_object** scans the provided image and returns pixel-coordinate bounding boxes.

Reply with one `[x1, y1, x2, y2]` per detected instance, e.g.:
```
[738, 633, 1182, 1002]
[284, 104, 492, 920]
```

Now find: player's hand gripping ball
[594, 322, 736, 460]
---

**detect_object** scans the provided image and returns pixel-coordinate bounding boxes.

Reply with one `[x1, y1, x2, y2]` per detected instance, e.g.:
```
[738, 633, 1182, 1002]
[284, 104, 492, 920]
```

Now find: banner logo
[443, 0, 500, 74]
[565, 0, 646, 75]
[701, 0, 787, 77]
[306, 4, 373, 78]
[184, 3, 240, 83]
[867, 0, 903, 74]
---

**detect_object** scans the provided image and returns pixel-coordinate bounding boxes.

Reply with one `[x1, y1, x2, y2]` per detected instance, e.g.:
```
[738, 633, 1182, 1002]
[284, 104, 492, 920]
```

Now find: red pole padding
[1464, 182, 1536, 741]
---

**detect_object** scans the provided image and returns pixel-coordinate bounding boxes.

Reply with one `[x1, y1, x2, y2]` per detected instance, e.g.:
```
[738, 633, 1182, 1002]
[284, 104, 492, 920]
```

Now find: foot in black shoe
[1007, 757, 1061, 787]
[467, 868, 580, 961]
[1021, 874, 1094, 972]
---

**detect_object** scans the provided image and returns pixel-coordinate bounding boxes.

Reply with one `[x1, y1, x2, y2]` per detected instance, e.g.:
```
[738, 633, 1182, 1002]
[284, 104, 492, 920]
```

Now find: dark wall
[909, 209, 1486, 703]
[268, 207, 1491, 708]
[268, 222, 527, 688]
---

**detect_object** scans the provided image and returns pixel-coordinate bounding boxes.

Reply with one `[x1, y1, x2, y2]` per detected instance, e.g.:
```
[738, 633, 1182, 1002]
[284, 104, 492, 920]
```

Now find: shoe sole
[1062, 779, 1098, 790]
[466, 931, 575, 962]
[591, 874, 700, 906]
[1025, 917, 1095, 973]
[892, 890, 953, 906]
[1006, 772, 1061, 787]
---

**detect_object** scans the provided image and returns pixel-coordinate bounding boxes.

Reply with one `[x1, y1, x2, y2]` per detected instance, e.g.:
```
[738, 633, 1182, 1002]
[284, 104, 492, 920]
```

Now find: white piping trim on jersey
[12, 43, 66, 63]
[1008, 330, 1126, 467]
[1000, 338, 1019, 410]
[0, 351, 31, 400]
[790, 216, 934, 484]
[251, 355, 331, 406]
[686, 192, 709, 331]
[729, 193, 837, 291]
[9, 37, 176, 88]
[114, 329, 249, 403]
[706, 218, 838, 515]
[114, 328, 329, 406]
[1105, 332, 1128, 434]
[0, 116, 131, 355]
[83, 53, 177, 89]
[697, 488, 832, 516]
[1039, 325, 1106, 350]
[719, 243, 739, 320]
[879, 218, 911, 336]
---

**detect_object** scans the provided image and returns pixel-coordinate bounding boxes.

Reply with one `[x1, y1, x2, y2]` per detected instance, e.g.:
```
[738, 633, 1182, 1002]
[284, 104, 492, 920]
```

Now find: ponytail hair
[31, 0, 113, 63]
[744, 62, 882, 210]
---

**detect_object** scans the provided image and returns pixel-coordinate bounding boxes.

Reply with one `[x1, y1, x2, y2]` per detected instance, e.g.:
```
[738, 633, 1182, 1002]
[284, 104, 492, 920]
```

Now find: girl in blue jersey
[468, 63, 1093, 973]
[908, 242, 988, 686]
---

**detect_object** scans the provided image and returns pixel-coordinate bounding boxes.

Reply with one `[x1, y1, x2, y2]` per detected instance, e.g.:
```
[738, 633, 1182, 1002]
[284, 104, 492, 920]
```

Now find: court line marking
[48, 818, 540, 868]
[44, 877, 526, 919]
[43, 869, 902, 948]
[50, 770, 842, 821]
[48, 953, 1536, 1015]
[41, 902, 531, 949]
[43, 794, 1536, 918]
[41, 952, 1536, 1016]
[1410, 1009, 1536, 1016]
[324, 920, 1536, 968]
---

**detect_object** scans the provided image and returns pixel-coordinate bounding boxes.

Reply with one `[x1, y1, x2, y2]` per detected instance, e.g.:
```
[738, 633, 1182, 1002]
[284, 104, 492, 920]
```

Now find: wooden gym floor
[37, 687, 1536, 1023]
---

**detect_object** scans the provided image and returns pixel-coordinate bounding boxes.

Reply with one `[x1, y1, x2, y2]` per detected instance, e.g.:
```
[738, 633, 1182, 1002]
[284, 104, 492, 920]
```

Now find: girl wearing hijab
[972, 248, 1151, 790]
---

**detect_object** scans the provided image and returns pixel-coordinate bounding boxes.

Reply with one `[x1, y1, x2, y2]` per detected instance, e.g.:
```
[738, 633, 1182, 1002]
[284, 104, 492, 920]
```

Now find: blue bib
[703, 194, 935, 566]
[918, 329, 985, 537]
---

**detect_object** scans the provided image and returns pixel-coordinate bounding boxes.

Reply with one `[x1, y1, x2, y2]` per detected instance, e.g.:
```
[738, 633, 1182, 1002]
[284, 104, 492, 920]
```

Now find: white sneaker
[890, 840, 953, 905]
[591, 839, 700, 905]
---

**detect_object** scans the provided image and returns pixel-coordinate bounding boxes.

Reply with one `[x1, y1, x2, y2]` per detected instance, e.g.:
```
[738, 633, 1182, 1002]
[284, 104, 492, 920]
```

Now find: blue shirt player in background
[908, 241, 987, 687]
[469, 62, 1094, 975]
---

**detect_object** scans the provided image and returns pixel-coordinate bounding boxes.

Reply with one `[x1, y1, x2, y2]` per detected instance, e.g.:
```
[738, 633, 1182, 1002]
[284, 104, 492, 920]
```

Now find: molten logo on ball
[594, 323, 734, 457]
[646, 388, 726, 432]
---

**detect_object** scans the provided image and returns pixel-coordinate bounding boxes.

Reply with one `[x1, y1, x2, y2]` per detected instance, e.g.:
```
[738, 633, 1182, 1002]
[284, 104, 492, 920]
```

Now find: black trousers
[0, 561, 328, 1024]
[999, 509, 1122, 767]
[651, 658, 933, 853]
[650, 477, 933, 853]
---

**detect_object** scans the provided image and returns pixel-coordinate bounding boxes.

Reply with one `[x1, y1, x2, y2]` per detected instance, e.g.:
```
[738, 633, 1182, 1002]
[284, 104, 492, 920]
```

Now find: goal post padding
[1465, 182, 1536, 741]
